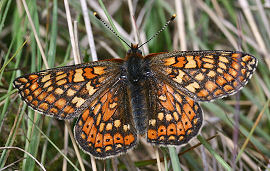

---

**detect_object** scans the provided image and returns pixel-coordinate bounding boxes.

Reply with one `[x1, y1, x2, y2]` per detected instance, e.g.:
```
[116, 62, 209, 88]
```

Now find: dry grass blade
[175, 0, 186, 51]
[196, 0, 238, 49]
[63, 123, 68, 171]
[127, 0, 139, 44]
[64, 0, 79, 64]
[66, 121, 85, 171]
[63, 1, 85, 170]
[21, 0, 49, 69]
[238, 0, 267, 54]
[236, 99, 270, 162]
[0, 147, 45, 171]
[80, 0, 98, 61]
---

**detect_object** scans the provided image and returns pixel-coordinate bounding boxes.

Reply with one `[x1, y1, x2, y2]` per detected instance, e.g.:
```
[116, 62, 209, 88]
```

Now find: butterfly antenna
[138, 14, 176, 49]
[94, 12, 131, 48]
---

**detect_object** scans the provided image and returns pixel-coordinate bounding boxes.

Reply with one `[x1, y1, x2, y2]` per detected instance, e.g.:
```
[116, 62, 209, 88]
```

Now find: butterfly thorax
[123, 44, 150, 135]
[126, 49, 146, 83]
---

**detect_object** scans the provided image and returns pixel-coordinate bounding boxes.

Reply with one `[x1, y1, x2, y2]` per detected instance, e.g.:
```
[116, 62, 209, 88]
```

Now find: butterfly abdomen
[125, 50, 149, 135]
[129, 83, 148, 135]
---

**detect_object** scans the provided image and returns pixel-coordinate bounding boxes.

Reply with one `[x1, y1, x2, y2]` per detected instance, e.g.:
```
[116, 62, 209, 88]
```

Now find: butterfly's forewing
[74, 81, 137, 159]
[13, 60, 123, 119]
[148, 51, 258, 101]
[146, 79, 202, 145]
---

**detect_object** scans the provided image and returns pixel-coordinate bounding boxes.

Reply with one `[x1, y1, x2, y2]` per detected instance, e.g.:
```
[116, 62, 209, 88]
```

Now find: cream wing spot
[123, 124, 130, 132]
[164, 57, 176, 66]
[55, 88, 64, 95]
[185, 56, 196, 68]
[218, 62, 227, 70]
[96, 114, 101, 125]
[47, 86, 54, 92]
[56, 73, 67, 81]
[56, 79, 67, 86]
[86, 82, 97, 96]
[114, 120, 121, 128]
[109, 102, 117, 109]
[71, 97, 86, 107]
[56, 71, 64, 76]
[173, 112, 179, 121]
[205, 55, 214, 58]
[185, 82, 200, 93]
[149, 119, 156, 126]
[106, 123, 113, 130]
[41, 74, 51, 83]
[43, 81, 52, 88]
[158, 95, 166, 101]
[195, 73, 204, 81]
[74, 69, 84, 82]
[202, 58, 214, 64]
[99, 123, 105, 132]
[219, 56, 229, 63]
[30, 82, 38, 91]
[173, 70, 185, 83]
[93, 66, 106, 74]
[217, 68, 223, 73]
[205, 81, 217, 91]
[158, 112, 164, 120]
[207, 70, 216, 77]
[67, 89, 76, 96]
[203, 63, 214, 69]
[18, 77, 28, 83]
[166, 114, 173, 121]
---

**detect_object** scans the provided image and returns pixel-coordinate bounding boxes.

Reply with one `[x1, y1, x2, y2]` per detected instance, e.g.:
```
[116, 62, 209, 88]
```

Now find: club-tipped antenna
[138, 14, 176, 49]
[94, 12, 131, 48]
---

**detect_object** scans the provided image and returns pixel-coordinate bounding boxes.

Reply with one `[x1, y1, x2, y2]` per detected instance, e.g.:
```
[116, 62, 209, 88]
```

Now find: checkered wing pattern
[74, 83, 137, 159]
[148, 51, 258, 101]
[146, 80, 203, 145]
[13, 60, 123, 120]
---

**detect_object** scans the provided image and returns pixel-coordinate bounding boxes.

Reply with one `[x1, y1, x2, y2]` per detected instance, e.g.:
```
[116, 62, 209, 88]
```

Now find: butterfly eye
[127, 49, 142, 55]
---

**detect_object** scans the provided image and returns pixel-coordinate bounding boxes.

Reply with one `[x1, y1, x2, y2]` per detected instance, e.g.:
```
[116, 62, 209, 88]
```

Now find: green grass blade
[168, 147, 181, 171]
[0, 103, 26, 168]
[0, 0, 12, 33]
[236, 99, 270, 162]
[47, 0, 58, 68]
[22, 1, 42, 170]
[98, 0, 129, 50]
[197, 135, 231, 170]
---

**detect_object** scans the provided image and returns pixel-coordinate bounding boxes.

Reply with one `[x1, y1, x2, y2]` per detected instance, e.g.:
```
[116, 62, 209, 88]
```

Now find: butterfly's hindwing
[74, 81, 137, 159]
[146, 78, 203, 145]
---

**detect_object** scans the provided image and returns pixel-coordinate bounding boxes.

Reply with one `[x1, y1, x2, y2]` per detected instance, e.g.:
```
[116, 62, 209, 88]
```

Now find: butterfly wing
[145, 50, 257, 145]
[74, 81, 137, 159]
[148, 50, 258, 101]
[13, 60, 123, 119]
[146, 79, 203, 145]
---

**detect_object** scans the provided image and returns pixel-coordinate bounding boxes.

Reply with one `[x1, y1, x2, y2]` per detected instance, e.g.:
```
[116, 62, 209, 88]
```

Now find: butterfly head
[127, 43, 142, 55]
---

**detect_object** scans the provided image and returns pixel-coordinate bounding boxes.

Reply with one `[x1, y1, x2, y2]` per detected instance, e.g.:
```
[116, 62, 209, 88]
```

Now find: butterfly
[13, 14, 258, 159]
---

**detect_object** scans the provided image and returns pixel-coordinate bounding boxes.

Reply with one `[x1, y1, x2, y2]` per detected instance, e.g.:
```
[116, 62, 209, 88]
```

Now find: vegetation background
[0, 0, 269, 170]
